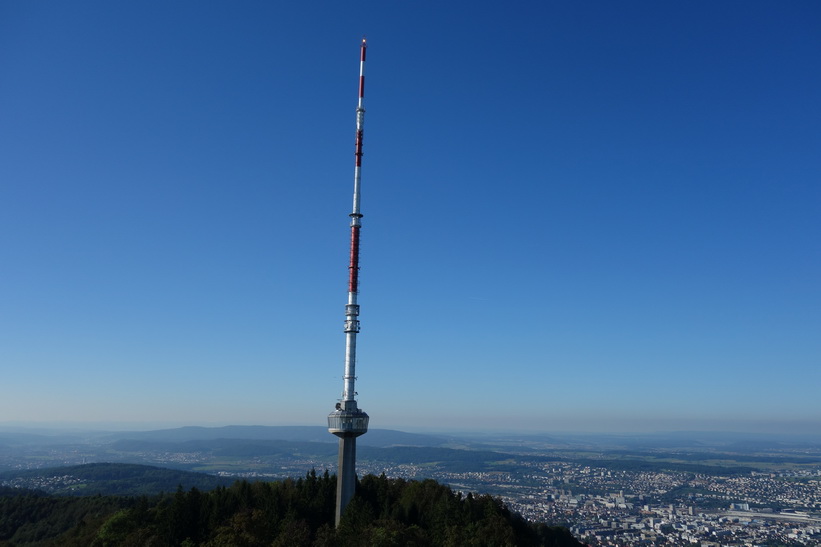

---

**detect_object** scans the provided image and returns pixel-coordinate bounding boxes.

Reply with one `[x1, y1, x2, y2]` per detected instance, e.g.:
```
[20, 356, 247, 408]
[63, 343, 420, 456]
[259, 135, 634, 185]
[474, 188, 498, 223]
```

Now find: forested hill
[0, 469, 583, 546]
[0, 463, 232, 496]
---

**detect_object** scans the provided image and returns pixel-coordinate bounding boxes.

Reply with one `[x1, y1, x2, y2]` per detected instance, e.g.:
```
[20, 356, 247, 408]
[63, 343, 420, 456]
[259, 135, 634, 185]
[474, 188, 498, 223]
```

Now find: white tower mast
[328, 37, 370, 527]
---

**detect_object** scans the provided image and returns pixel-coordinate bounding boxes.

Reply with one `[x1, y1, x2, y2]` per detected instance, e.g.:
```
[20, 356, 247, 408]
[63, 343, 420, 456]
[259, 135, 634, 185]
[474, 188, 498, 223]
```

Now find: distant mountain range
[98, 425, 455, 448]
[3, 424, 818, 449]
[0, 425, 454, 449]
[2, 425, 819, 478]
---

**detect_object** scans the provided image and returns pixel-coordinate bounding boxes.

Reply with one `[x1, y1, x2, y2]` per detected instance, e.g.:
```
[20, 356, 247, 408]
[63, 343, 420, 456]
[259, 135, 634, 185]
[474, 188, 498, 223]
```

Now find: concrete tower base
[335, 434, 357, 526]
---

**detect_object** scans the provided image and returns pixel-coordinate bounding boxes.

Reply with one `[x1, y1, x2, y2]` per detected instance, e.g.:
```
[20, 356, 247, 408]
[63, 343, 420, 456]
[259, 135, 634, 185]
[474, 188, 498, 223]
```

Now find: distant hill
[0, 431, 96, 446]
[102, 425, 453, 448]
[108, 437, 341, 460]
[0, 462, 232, 496]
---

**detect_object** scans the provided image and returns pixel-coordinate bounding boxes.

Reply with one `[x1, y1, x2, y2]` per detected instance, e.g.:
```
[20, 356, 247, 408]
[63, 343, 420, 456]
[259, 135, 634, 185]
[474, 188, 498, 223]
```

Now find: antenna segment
[328, 37, 370, 526]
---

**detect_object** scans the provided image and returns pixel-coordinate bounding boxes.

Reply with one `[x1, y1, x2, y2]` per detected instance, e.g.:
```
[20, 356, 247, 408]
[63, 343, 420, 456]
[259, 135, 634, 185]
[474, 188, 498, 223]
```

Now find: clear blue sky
[1, 1, 819, 434]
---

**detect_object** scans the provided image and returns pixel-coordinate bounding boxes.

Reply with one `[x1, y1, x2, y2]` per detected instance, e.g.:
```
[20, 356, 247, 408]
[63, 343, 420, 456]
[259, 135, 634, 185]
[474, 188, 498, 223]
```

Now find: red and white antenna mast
[328, 37, 370, 526]
[344, 36, 366, 404]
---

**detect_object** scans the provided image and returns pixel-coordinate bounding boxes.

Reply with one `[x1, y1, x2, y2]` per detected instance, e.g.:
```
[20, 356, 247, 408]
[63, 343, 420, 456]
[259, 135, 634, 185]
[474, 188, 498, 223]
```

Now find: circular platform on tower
[328, 409, 369, 437]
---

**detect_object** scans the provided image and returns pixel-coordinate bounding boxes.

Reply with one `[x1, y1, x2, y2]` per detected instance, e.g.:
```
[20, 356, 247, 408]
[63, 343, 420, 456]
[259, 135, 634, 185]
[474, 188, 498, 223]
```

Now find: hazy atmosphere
[1, 1, 819, 434]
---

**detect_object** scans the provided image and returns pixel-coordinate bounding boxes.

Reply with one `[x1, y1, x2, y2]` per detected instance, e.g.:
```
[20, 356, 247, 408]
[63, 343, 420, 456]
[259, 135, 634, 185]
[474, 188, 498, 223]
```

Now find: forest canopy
[1, 470, 582, 546]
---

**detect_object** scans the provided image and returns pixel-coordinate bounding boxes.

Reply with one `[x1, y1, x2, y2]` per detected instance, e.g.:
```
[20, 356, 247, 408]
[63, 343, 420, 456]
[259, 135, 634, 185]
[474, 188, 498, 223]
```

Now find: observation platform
[328, 408, 369, 437]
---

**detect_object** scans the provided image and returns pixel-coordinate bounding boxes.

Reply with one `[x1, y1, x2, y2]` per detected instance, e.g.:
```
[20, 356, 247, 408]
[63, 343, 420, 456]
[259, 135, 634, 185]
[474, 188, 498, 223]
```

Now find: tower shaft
[328, 37, 370, 527]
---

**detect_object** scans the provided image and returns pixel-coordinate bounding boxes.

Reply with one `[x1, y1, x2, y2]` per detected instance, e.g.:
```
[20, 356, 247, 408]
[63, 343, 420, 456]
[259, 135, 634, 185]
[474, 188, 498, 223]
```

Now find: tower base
[328, 406, 368, 525]
[335, 434, 357, 526]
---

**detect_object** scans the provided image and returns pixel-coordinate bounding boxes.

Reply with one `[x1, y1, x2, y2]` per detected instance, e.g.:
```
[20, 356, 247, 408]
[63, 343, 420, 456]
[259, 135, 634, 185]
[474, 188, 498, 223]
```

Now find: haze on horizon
[1, 2, 819, 437]
[1, 417, 819, 439]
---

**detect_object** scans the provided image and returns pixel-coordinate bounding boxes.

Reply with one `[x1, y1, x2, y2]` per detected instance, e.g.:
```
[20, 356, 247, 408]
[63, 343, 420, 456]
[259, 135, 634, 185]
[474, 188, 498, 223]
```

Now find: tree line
[1, 471, 582, 546]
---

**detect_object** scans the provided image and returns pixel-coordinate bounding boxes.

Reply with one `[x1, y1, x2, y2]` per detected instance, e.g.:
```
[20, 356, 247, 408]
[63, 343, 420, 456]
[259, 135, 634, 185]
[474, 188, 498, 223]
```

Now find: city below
[1, 425, 819, 546]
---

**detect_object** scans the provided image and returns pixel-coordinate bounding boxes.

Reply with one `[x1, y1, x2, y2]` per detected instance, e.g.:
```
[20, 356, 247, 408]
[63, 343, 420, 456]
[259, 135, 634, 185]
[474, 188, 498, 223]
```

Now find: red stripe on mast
[348, 225, 361, 293]
[354, 130, 363, 167]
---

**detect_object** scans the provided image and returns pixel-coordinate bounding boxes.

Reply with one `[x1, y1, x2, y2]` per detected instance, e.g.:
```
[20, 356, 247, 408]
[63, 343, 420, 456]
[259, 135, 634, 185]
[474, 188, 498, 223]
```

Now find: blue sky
[1, 1, 819, 434]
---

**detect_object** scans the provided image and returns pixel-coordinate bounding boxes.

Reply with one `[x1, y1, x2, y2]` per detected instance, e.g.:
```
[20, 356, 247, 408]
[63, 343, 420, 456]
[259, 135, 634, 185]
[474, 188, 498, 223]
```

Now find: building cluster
[2, 474, 83, 492]
[438, 462, 821, 546]
[521, 492, 820, 546]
